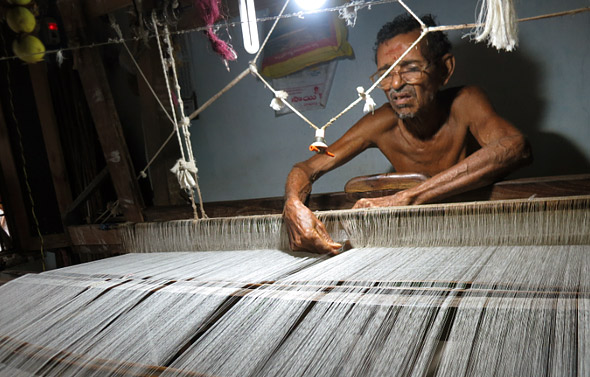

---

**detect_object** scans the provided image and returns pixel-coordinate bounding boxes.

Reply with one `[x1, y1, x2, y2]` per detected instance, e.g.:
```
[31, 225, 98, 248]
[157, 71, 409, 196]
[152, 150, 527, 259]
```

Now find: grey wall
[187, 0, 590, 202]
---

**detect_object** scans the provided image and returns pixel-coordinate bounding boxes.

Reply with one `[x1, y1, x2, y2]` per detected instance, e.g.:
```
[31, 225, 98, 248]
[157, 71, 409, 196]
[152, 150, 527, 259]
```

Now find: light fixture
[239, 0, 260, 54]
[295, 0, 327, 10]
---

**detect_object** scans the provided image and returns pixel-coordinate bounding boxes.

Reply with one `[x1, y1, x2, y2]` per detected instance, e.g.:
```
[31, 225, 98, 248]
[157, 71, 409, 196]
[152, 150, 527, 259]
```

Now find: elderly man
[283, 14, 532, 254]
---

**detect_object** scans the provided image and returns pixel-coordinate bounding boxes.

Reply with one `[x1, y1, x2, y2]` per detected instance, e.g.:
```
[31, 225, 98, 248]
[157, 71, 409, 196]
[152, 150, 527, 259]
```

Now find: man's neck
[399, 98, 446, 140]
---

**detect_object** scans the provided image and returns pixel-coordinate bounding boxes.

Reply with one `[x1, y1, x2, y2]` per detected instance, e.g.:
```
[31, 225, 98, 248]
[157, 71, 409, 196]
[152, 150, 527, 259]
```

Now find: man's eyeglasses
[370, 63, 430, 89]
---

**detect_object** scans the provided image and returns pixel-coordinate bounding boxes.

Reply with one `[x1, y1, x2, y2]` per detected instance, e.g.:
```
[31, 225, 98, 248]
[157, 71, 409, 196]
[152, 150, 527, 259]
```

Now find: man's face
[375, 30, 439, 119]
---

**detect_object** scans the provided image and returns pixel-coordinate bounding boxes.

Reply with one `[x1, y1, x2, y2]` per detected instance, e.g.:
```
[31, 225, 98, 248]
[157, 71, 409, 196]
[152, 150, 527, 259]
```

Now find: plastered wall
[188, 0, 590, 202]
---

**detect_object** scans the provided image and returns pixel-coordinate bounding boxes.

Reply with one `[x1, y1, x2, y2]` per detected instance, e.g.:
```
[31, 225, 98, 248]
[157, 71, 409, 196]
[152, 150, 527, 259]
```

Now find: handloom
[0, 196, 589, 376]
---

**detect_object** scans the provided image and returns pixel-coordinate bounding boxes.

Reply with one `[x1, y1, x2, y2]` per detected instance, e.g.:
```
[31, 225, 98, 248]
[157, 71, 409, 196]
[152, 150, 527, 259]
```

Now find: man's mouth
[389, 91, 414, 106]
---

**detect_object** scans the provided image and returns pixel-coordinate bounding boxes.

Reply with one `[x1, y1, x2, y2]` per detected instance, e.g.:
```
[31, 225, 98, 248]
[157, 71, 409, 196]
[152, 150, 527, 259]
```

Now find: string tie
[180, 116, 191, 128]
[357, 86, 376, 114]
[270, 90, 289, 111]
[171, 159, 198, 191]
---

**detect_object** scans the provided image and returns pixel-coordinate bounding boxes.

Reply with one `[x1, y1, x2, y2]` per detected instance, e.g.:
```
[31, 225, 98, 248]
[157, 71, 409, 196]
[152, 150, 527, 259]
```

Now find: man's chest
[377, 124, 470, 175]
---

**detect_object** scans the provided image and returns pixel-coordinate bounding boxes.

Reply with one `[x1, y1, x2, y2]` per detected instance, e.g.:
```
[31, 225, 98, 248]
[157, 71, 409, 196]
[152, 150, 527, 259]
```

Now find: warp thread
[1, 243, 588, 376]
[195, 0, 237, 62]
[121, 197, 590, 253]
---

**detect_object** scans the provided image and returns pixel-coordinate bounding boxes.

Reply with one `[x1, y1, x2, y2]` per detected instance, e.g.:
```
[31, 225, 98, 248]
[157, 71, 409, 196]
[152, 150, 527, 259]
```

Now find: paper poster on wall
[260, 13, 353, 79]
[271, 60, 337, 115]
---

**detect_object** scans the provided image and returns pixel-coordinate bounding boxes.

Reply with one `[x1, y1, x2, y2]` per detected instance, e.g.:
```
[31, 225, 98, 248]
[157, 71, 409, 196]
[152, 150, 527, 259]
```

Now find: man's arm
[355, 87, 532, 207]
[284, 106, 393, 253]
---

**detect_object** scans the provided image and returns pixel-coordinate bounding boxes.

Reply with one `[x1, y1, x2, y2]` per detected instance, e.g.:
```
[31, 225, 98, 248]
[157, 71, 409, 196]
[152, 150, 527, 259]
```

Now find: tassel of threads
[473, 0, 518, 51]
[195, 0, 237, 61]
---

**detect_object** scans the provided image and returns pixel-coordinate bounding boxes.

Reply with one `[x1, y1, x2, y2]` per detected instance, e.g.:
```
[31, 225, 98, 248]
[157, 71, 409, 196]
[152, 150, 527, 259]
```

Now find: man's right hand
[283, 199, 342, 255]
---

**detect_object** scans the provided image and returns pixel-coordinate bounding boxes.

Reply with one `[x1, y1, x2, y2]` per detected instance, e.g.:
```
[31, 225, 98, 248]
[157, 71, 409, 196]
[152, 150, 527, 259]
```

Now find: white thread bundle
[473, 0, 519, 51]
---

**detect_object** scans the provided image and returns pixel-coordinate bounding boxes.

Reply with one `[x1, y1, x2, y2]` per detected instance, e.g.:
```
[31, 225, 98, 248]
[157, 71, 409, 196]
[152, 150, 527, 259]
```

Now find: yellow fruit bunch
[3, 0, 45, 63]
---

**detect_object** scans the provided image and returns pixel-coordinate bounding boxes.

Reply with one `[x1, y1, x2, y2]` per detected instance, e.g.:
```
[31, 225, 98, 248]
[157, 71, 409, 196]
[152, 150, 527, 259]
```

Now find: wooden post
[57, 0, 144, 222]
[28, 63, 74, 217]
[0, 101, 31, 248]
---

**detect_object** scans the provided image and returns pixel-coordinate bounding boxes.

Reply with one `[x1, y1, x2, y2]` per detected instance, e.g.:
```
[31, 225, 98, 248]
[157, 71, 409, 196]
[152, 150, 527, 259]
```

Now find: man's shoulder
[353, 103, 397, 130]
[445, 86, 500, 130]
[444, 85, 489, 105]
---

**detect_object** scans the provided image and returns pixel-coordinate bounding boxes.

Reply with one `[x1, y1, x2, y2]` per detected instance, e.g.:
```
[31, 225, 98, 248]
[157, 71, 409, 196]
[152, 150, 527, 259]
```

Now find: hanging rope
[151, 12, 206, 219]
[162, 24, 208, 218]
[108, 14, 185, 184]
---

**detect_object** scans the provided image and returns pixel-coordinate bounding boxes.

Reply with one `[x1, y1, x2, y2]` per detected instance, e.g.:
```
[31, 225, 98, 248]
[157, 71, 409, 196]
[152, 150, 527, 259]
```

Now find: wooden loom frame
[0, 0, 589, 264]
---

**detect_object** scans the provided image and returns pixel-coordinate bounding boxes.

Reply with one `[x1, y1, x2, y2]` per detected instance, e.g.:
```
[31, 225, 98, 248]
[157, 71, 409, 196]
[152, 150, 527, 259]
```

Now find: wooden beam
[23, 233, 70, 251]
[84, 0, 132, 18]
[68, 224, 122, 246]
[0, 101, 31, 248]
[344, 174, 590, 204]
[28, 63, 74, 217]
[142, 174, 590, 220]
[345, 173, 428, 193]
[63, 166, 109, 224]
[57, 0, 145, 223]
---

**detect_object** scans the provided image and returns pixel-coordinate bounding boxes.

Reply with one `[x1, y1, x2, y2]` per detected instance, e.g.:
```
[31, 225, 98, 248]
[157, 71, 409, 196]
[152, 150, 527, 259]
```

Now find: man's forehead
[376, 31, 426, 63]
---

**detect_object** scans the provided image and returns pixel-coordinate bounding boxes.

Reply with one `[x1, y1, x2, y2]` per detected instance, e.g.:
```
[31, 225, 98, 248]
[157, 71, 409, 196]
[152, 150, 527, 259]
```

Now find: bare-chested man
[283, 14, 532, 254]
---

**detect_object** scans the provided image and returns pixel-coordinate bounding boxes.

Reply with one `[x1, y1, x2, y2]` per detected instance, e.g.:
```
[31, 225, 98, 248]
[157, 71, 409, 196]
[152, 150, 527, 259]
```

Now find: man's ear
[441, 53, 455, 85]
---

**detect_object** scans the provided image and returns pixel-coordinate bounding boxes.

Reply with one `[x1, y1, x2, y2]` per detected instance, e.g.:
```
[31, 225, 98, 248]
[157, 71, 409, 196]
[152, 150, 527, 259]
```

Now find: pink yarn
[171, 90, 179, 106]
[195, 0, 237, 61]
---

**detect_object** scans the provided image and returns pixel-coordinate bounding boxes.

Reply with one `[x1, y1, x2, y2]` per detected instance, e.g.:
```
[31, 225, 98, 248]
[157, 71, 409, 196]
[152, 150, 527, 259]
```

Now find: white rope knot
[180, 117, 191, 128]
[139, 171, 148, 179]
[170, 159, 198, 191]
[338, 1, 364, 27]
[356, 86, 376, 114]
[249, 62, 258, 75]
[270, 90, 289, 111]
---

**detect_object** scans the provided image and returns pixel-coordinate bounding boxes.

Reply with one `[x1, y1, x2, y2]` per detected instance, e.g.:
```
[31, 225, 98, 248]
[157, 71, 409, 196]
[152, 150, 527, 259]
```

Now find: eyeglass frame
[369, 61, 431, 89]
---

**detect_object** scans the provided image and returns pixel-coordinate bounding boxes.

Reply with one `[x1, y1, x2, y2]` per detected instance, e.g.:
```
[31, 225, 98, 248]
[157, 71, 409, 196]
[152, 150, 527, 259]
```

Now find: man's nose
[390, 72, 404, 90]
